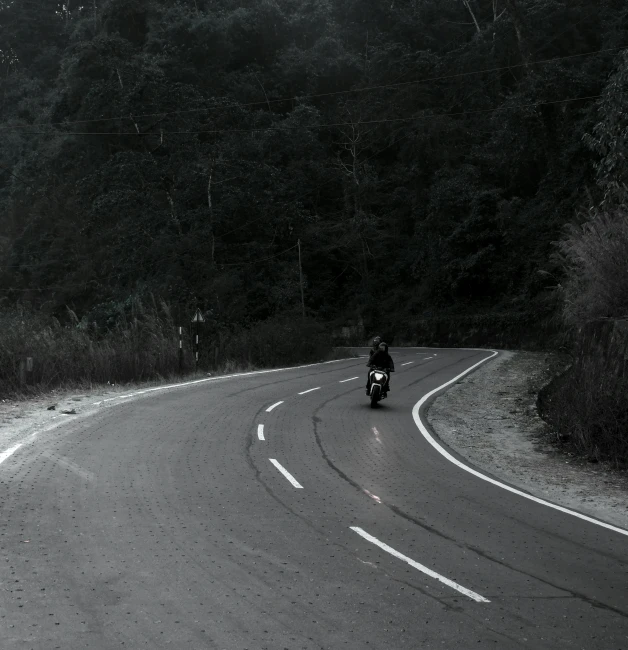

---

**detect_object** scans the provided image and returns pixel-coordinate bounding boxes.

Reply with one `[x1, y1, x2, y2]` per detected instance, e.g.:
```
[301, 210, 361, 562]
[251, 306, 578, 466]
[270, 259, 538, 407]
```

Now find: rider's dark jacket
[367, 350, 395, 371]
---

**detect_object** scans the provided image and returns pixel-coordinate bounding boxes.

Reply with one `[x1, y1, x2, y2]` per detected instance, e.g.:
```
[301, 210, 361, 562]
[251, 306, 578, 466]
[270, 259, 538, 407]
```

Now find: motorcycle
[367, 366, 390, 408]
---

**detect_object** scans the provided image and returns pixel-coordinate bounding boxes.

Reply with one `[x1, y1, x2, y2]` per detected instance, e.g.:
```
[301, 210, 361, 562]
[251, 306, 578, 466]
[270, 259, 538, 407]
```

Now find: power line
[0, 243, 302, 294]
[0, 46, 622, 134]
[217, 243, 299, 267]
[9, 93, 602, 137]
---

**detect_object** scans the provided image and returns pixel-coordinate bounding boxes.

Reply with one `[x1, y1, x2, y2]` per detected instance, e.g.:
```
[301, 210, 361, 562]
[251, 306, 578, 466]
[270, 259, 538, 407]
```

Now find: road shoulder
[427, 350, 628, 530]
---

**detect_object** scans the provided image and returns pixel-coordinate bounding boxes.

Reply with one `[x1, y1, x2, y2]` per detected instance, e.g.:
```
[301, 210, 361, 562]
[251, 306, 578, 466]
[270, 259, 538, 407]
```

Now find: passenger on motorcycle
[366, 342, 395, 395]
[369, 336, 381, 360]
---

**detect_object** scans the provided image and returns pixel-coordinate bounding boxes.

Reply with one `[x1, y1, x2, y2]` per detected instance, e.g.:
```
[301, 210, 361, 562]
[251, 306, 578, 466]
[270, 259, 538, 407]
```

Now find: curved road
[1, 348, 626, 649]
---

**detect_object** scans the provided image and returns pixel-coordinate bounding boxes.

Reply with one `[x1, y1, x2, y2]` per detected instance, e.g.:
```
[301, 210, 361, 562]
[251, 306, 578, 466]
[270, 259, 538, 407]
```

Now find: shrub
[557, 209, 628, 329]
[538, 319, 628, 466]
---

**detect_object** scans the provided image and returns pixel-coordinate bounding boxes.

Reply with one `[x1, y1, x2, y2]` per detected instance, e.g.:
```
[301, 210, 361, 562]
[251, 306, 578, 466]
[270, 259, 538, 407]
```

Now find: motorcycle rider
[366, 342, 395, 396]
[366, 336, 382, 392]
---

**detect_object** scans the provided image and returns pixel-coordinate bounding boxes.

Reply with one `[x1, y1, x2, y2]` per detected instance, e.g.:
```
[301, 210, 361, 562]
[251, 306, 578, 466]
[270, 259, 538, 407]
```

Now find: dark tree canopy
[1, 0, 627, 333]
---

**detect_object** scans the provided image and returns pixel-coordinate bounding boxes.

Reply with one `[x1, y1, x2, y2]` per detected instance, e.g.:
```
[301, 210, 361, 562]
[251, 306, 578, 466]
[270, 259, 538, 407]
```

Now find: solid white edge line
[0, 443, 23, 465]
[269, 459, 303, 488]
[257, 424, 265, 441]
[339, 377, 359, 383]
[350, 527, 489, 603]
[92, 357, 355, 406]
[298, 387, 320, 395]
[413, 349, 628, 538]
[266, 401, 284, 412]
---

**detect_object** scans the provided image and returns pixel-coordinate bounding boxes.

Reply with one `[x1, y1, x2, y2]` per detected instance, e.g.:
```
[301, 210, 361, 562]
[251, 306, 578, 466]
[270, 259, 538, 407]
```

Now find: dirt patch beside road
[427, 350, 628, 530]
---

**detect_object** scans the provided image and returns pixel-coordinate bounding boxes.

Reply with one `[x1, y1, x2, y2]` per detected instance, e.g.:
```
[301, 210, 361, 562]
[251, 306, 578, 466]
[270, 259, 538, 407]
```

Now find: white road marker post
[191, 308, 205, 373]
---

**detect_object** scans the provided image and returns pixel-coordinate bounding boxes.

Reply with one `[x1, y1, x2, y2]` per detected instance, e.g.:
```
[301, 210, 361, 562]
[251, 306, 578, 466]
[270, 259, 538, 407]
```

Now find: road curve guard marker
[413, 350, 628, 538]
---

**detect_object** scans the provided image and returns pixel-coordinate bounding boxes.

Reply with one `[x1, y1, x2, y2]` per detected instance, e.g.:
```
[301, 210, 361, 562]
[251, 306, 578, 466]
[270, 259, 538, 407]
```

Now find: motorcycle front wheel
[370, 384, 380, 408]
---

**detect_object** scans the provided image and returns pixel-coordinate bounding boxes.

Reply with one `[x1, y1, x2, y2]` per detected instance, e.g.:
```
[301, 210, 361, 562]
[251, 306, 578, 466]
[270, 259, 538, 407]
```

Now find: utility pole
[298, 239, 305, 319]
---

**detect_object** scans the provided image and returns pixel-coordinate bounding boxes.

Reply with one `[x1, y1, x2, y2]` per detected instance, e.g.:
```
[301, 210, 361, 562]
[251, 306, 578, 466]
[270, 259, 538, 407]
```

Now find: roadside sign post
[191, 308, 205, 372]
[178, 326, 183, 374]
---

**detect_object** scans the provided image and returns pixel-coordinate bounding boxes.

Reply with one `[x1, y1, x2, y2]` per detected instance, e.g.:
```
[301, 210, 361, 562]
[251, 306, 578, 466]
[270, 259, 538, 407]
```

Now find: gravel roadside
[427, 350, 628, 530]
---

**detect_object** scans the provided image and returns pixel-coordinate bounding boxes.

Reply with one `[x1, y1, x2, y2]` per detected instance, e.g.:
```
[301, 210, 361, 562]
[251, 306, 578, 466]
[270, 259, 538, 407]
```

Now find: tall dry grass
[538, 321, 628, 466]
[541, 209, 628, 465]
[0, 299, 335, 399]
[557, 209, 628, 328]
[0, 295, 180, 397]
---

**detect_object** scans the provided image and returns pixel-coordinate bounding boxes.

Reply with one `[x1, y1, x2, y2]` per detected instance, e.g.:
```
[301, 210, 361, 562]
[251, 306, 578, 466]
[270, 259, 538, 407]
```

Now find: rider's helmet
[373, 336, 381, 347]
[379, 342, 387, 351]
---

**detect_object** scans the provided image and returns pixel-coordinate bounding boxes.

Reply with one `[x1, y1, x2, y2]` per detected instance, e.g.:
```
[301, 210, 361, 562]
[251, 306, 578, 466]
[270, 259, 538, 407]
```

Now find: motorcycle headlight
[374, 372, 384, 380]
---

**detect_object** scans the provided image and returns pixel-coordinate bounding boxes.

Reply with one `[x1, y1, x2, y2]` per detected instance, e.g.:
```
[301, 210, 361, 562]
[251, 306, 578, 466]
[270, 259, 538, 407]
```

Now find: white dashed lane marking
[257, 424, 265, 441]
[350, 527, 490, 603]
[269, 459, 303, 489]
[266, 401, 284, 412]
[339, 377, 359, 383]
[401, 362, 413, 366]
[298, 387, 320, 395]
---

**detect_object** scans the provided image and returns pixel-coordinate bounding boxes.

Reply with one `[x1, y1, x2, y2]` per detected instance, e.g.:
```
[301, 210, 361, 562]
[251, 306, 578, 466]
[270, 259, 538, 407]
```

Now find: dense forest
[1, 0, 627, 343]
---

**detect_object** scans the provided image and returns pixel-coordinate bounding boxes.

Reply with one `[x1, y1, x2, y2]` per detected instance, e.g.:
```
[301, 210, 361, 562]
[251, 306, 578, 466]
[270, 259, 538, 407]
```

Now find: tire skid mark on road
[41, 450, 95, 483]
[466, 539, 628, 619]
[403, 353, 486, 390]
[226, 359, 367, 399]
[269, 459, 303, 489]
[351, 527, 490, 603]
[306, 363, 514, 552]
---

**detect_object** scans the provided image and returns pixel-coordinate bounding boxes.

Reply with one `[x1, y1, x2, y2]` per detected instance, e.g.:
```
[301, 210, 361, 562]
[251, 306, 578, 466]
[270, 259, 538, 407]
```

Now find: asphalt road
[0, 348, 627, 649]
